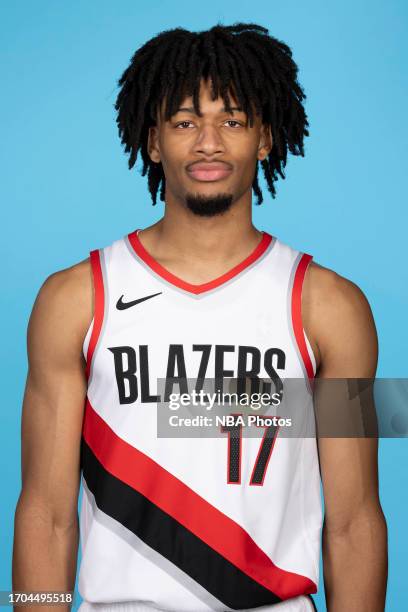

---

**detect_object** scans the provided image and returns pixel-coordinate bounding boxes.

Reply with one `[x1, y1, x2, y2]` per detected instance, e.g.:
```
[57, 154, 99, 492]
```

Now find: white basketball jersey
[78, 229, 323, 612]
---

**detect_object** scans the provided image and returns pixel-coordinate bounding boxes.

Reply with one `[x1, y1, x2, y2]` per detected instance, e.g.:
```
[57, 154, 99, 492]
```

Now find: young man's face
[148, 78, 272, 217]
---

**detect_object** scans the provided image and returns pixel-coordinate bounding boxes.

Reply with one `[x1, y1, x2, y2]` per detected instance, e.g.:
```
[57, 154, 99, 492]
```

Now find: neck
[143, 190, 262, 265]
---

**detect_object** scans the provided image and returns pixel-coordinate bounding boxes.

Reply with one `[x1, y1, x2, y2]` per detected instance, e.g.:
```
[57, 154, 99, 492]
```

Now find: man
[13, 23, 387, 612]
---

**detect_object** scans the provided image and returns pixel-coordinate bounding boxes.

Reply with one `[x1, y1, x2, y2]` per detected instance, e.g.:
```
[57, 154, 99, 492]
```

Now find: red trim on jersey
[291, 254, 315, 381]
[127, 229, 273, 295]
[85, 250, 105, 379]
[83, 399, 317, 599]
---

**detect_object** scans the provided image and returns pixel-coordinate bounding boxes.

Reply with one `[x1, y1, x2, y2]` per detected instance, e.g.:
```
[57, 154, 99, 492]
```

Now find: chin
[184, 191, 235, 217]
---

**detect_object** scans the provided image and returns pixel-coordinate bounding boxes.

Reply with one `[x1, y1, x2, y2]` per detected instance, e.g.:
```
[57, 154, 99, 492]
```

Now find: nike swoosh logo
[116, 292, 162, 310]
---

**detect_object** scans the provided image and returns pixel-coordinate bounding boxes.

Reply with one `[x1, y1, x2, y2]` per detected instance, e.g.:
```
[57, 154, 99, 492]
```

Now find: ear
[257, 124, 273, 161]
[147, 125, 161, 163]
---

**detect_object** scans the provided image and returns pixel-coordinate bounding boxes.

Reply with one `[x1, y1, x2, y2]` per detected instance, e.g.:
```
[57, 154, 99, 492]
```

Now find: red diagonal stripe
[82, 399, 316, 600]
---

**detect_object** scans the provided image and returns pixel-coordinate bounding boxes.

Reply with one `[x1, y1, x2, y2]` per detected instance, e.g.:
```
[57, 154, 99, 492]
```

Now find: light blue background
[1, 1, 407, 610]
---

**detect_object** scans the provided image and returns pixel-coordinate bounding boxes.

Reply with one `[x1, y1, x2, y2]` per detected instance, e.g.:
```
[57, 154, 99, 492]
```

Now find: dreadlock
[114, 22, 309, 206]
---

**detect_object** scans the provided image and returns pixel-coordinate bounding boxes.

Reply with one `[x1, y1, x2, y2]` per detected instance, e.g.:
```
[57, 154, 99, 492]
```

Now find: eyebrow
[175, 106, 244, 114]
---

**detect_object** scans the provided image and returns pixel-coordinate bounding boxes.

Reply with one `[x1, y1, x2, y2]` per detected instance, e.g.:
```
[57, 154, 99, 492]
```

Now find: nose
[193, 124, 226, 156]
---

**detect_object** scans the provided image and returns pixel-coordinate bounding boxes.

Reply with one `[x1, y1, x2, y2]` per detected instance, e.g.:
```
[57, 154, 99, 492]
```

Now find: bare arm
[12, 259, 92, 611]
[304, 264, 388, 612]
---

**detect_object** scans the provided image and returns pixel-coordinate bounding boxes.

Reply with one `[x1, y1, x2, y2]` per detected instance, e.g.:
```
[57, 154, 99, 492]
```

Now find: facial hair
[185, 192, 234, 217]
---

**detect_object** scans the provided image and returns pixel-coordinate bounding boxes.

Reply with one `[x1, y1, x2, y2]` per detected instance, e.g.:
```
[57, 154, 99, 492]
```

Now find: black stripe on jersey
[308, 595, 318, 610]
[80, 438, 282, 609]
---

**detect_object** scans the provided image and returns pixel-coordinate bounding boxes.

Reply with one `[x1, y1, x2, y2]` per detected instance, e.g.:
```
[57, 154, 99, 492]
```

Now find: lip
[186, 162, 233, 182]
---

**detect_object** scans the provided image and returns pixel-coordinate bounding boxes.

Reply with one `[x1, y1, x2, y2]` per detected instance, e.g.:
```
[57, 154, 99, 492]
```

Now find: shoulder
[28, 258, 93, 361]
[302, 260, 378, 376]
[34, 257, 92, 317]
[304, 260, 372, 314]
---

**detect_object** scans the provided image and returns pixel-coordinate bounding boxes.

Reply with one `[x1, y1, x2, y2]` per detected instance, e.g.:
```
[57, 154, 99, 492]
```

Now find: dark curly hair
[114, 22, 308, 206]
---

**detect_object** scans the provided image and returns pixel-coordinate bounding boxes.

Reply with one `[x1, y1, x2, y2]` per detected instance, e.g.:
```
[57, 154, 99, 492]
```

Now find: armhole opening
[290, 253, 317, 382]
[85, 249, 106, 380]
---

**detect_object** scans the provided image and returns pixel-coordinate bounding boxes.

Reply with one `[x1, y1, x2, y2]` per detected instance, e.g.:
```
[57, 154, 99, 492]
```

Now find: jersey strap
[85, 249, 105, 380]
[290, 253, 315, 387]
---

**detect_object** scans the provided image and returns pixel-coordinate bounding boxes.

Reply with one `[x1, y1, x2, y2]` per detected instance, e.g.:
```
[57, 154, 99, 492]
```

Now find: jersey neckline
[127, 229, 273, 295]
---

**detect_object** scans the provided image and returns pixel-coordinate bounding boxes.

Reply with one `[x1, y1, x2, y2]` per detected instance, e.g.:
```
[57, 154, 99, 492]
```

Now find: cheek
[234, 150, 259, 176]
[160, 140, 188, 170]
[230, 135, 259, 161]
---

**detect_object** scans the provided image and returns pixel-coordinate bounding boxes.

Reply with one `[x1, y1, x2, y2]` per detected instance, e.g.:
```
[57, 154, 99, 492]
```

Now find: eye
[175, 121, 193, 129]
[225, 120, 243, 128]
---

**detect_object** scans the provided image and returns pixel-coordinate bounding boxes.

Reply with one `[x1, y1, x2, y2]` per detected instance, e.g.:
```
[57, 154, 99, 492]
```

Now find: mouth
[186, 162, 233, 182]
